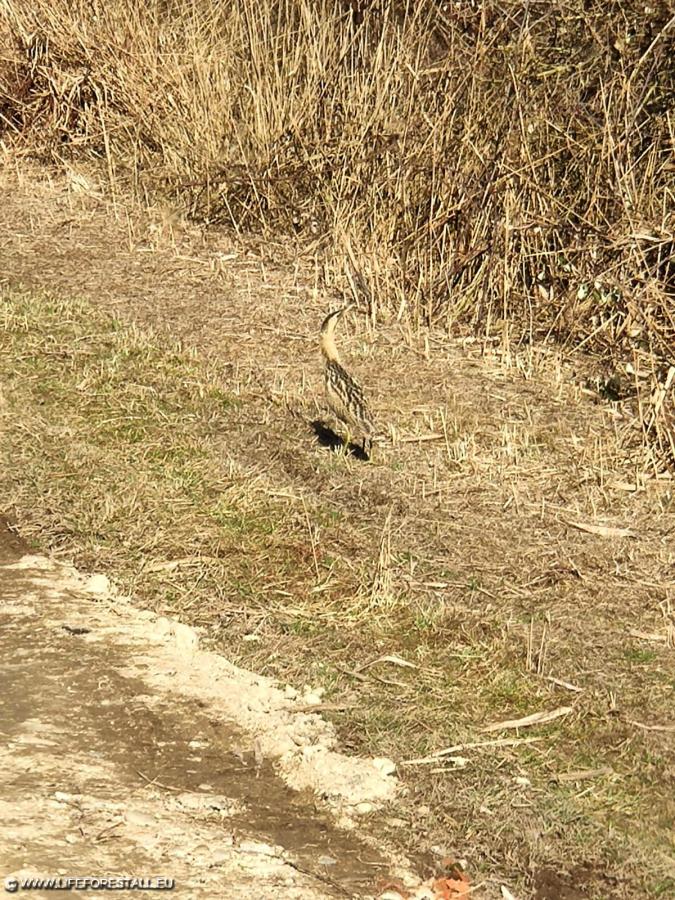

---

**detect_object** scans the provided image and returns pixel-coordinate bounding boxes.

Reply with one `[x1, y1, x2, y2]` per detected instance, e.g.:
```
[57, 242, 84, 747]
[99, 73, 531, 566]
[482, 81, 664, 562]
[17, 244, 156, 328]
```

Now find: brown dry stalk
[1, 0, 673, 466]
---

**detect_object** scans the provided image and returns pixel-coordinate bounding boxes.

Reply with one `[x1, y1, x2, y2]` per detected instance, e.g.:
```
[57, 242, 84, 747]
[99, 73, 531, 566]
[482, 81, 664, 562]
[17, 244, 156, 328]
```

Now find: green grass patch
[623, 647, 658, 666]
[0, 286, 308, 618]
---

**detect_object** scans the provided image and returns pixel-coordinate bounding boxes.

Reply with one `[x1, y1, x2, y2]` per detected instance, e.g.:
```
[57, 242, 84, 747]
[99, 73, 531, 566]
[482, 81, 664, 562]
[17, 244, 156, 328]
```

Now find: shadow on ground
[311, 420, 370, 461]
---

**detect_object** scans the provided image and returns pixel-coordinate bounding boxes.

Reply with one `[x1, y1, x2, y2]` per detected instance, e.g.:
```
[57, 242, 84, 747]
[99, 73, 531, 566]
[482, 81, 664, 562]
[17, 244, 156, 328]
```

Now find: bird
[319, 306, 375, 458]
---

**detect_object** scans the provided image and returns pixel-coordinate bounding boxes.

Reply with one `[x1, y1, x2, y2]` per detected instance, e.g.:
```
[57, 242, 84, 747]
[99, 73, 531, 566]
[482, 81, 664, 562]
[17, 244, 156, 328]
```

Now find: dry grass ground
[1, 166, 674, 898]
[1, 0, 674, 467]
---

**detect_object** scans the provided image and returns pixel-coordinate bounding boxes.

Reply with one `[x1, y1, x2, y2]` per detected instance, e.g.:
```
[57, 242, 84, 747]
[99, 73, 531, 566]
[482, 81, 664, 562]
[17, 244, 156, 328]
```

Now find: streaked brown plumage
[320, 307, 375, 456]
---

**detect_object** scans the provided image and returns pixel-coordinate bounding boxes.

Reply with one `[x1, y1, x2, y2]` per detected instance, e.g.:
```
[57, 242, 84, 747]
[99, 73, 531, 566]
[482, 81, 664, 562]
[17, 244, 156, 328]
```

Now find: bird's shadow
[311, 420, 370, 461]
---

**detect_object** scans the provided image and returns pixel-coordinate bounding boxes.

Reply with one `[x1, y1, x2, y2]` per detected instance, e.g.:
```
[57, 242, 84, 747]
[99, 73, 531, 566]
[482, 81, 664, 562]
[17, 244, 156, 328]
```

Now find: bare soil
[0, 516, 406, 898]
[1, 162, 674, 898]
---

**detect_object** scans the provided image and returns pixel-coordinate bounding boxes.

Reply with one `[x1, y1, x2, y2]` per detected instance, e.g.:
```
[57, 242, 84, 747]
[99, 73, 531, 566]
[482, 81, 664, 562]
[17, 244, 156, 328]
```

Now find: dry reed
[1, 0, 673, 464]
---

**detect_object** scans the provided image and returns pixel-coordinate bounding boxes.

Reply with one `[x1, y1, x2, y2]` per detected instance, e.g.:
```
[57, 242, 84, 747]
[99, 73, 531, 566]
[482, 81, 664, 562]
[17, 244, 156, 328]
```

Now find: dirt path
[0, 519, 406, 899]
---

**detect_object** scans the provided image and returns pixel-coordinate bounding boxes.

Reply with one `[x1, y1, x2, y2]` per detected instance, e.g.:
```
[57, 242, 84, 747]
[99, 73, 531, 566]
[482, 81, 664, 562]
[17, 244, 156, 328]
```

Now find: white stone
[353, 801, 374, 815]
[84, 574, 111, 596]
[372, 757, 396, 777]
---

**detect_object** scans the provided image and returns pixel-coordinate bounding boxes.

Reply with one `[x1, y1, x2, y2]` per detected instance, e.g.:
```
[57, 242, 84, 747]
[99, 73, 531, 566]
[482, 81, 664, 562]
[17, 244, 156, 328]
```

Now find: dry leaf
[482, 706, 572, 733]
[403, 736, 542, 765]
[362, 654, 418, 670]
[629, 628, 667, 643]
[608, 480, 639, 492]
[553, 766, 612, 783]
[567, 520, 633, 538]
[501, 887, 519, 900]
[432, 872, 471, 898]
[543, 675, 584, 693]
[626, 719, 675, 733]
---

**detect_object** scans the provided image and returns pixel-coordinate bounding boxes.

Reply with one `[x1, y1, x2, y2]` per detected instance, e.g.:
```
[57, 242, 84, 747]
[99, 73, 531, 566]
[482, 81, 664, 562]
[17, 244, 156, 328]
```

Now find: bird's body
[320, 308, 375, 456]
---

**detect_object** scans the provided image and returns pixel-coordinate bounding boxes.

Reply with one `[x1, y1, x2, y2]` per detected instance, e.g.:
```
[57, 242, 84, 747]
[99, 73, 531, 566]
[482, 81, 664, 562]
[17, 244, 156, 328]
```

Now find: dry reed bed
[1, 0, 673, 465]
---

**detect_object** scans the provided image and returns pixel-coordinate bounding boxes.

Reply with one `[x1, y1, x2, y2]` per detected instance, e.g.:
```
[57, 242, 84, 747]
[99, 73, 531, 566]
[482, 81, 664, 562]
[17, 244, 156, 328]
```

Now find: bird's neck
[320, 329, 340, 364]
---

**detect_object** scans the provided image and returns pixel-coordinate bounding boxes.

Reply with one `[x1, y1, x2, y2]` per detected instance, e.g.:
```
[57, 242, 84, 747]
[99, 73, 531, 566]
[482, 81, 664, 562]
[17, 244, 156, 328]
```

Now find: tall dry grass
[1, 0, 673, 464]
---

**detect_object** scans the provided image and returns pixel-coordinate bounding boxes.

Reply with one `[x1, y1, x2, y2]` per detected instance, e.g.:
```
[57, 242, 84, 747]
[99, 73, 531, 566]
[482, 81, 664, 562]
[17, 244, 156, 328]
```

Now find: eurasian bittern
[320, 306, 375, 457]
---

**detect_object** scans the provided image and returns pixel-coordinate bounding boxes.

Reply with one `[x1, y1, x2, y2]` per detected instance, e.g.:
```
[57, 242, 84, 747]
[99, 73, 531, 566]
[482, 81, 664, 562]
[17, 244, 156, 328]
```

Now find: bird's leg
[340, 426, 352, 459]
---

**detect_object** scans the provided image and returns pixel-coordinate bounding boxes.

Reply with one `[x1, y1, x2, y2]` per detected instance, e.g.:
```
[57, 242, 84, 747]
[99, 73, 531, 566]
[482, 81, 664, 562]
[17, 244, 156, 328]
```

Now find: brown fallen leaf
[380, 866, 472, 900]
[432, 871, 471, 898]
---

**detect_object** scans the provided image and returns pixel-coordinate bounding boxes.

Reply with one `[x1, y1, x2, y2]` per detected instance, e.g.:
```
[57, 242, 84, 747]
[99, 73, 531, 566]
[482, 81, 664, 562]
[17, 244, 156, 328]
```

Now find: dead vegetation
[1, 0, 673, 467]
[1, 241, 674, 897]
[1, 1, 675, 896]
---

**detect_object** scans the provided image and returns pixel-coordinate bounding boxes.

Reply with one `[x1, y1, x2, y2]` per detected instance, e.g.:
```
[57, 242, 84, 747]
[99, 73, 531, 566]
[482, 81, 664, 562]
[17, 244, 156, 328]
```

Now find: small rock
[372, 757, 396, 777]
[354, 802, 375, 815]
[83, 574, 111, 596]
[302, 686, 325, 705]
[153, 617, 199, 653]
[317, 856, 337, 866]
[302, 691, 323, 706]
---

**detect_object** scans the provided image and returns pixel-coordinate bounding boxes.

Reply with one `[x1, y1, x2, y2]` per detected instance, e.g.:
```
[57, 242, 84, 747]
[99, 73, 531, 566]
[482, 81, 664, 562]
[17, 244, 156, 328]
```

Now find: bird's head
[320, 305, 353, 336]
[320, 305, 354, 361]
